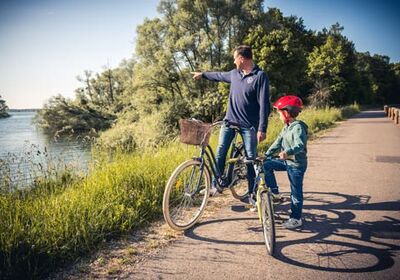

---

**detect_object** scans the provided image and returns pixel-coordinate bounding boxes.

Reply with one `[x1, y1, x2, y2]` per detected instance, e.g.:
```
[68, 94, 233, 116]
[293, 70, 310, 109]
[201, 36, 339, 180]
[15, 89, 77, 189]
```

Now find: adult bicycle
[162, 119, 250, 231]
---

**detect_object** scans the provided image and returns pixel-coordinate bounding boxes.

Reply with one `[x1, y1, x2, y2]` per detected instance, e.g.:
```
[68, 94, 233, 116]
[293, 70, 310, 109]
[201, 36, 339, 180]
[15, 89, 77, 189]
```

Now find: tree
[98, 0, 267, 149]
[307, 80, 332, 108]
[35, 95, 116, 135]
[307, 24, 358, 106]
[391, 62, 400, 104]
[0, 95, 9, 118]
[132, 0, 265, 124]
[36, 58, 136, 135]
[355, 52, 400, 104]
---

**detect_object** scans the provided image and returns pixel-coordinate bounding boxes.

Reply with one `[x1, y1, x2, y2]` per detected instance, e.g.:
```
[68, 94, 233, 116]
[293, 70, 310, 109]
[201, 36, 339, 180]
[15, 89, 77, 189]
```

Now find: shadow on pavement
[184, 217, 264, 245]
[275, 192, 400, 273]
[185, 191, 400, 273]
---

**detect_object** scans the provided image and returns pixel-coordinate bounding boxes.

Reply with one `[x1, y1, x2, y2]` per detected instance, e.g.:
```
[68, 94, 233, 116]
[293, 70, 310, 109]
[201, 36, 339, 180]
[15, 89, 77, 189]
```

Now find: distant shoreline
[8, 109, 40, 112]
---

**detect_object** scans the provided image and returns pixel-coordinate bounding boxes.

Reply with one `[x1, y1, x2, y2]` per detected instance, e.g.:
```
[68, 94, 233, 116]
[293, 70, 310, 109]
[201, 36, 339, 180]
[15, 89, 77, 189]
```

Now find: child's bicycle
[162, 119, 251, 231]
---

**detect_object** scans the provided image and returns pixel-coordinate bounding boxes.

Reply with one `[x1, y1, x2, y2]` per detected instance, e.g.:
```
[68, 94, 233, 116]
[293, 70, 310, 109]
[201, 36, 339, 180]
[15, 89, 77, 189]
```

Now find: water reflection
[0, 111, 91, 189]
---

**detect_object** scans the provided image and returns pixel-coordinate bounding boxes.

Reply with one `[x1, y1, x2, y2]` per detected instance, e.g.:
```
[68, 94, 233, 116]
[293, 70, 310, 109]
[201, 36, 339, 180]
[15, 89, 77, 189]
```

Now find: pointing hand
[190, 72, 203, 80]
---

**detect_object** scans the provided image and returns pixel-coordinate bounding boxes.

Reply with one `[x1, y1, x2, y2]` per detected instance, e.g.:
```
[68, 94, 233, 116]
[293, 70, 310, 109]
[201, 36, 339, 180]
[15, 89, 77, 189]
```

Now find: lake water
[0, 111, 91, 188]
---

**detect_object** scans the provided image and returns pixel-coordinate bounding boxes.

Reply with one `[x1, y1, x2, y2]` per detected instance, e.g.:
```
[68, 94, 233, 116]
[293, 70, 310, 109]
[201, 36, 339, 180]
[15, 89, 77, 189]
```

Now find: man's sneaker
[283, 218, 302, 229]
[209, 186, 220, 197]
[271, 193, 283, 203]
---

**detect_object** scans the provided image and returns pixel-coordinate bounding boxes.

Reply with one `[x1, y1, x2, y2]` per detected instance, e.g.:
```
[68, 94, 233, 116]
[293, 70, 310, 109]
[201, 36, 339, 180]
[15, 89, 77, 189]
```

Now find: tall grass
[0, 104, 359, 279]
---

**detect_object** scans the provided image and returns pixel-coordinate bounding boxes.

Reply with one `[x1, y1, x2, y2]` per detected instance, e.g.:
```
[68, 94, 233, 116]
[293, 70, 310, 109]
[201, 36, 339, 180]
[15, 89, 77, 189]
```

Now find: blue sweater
[202, 65, 270, 132]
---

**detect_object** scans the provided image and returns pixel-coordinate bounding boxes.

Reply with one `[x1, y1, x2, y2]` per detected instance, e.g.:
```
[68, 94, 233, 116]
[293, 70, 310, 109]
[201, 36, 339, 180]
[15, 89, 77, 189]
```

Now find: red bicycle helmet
[273, 95, 303, 123]
[273, 95, 303, 113]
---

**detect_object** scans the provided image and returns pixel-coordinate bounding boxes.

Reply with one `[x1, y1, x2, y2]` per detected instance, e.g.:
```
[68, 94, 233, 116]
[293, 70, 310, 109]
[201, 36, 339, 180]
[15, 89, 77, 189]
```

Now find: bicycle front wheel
[260, 191, 276, 255]
[163, 159, 211, 230]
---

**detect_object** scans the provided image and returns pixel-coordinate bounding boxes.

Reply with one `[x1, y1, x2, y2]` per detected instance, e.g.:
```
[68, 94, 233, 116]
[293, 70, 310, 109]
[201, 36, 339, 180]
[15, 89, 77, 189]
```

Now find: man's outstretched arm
[191, 71, 232, 83]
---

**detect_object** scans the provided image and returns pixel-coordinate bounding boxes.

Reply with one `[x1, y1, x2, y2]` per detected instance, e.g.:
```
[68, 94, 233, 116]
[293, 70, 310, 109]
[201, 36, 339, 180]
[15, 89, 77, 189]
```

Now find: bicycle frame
[194, 122, 243, 190]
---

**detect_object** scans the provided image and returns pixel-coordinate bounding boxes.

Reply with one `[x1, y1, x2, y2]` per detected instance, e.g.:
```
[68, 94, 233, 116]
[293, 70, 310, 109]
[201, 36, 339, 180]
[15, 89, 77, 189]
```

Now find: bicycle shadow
[273, 191, 400, 273]
[184, 217, 265, 245]
[184, 191, 400, 273]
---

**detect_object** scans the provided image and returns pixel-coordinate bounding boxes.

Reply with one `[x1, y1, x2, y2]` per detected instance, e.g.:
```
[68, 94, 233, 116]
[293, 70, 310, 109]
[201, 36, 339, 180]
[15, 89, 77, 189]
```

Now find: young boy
[263, 95, 308, 229]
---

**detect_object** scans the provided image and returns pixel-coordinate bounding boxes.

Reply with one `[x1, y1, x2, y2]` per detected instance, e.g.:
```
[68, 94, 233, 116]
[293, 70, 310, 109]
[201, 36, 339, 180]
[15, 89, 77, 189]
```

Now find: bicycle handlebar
[211, 121, 224, 127]
[228, 155, 294, 165]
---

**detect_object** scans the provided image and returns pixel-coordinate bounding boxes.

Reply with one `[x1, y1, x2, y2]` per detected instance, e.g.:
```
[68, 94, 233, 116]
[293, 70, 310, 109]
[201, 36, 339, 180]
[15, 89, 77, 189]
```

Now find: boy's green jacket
[265, 120, 308, 169]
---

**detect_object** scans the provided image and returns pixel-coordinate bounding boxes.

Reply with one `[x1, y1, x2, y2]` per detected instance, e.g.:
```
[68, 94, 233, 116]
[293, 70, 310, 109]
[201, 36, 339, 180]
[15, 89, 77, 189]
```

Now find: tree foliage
[36, 2, 400, 149]
[35, 60, 136, 135]
[244, 8, 310, 100]
[35, 95, 115, 135]
[306, 24, 359, 106]
[0, 95, 9, 118]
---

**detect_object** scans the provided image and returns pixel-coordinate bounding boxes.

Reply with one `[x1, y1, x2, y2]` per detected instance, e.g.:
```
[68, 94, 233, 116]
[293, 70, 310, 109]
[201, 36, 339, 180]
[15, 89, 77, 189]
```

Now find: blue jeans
[215, 122, 257, 193]
[263, 159, 306, 220]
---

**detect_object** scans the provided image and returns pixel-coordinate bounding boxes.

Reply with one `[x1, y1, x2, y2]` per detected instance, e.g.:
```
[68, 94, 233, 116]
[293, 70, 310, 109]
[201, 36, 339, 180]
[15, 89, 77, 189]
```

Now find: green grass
[0, 104, 359, 279]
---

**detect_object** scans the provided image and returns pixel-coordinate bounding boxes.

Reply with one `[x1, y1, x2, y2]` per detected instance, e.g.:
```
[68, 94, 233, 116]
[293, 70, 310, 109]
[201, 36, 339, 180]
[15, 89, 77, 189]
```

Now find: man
[191, 45, 270, 202]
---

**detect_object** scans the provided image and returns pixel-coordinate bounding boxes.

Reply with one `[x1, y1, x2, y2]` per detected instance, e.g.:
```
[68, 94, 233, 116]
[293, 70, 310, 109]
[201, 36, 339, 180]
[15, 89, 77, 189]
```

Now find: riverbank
[0, 105, 360, 279]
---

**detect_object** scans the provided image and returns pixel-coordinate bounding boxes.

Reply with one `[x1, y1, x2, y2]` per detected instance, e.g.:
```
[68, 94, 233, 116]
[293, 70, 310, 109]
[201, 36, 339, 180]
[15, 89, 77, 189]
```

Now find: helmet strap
[281, 109, 291, 124]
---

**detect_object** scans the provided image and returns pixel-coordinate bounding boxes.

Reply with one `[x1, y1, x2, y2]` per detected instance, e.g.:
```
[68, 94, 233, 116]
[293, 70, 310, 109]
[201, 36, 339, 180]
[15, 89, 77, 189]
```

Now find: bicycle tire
[163, 159, 211, 231]
[228, 146, 248, 200]
[260, 191, 276, 255]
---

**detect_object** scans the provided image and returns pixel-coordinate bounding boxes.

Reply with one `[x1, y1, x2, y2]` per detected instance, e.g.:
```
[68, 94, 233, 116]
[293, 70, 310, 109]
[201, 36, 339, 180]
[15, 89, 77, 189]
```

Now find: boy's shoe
[283, 218, 302, 229]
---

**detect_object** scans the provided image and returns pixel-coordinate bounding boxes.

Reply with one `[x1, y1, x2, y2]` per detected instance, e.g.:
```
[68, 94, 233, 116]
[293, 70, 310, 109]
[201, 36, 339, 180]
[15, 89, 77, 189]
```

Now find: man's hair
[234, 45, 252, 60]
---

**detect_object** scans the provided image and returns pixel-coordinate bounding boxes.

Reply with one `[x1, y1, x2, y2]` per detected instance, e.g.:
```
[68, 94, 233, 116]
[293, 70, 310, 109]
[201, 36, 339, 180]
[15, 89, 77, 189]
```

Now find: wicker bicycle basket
[179, 119, 212, 146]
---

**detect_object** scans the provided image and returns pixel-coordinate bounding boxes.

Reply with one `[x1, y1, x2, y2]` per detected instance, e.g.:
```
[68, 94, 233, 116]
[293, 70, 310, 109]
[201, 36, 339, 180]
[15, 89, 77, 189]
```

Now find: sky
[0, 0, 399, 109]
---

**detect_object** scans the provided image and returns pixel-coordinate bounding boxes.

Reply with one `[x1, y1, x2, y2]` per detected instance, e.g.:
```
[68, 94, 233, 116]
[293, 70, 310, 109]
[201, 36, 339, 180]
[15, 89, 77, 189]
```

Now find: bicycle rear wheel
[260, 191, 276, 255]
[163, 159, 211, 230]
[227, 146, 248, 200]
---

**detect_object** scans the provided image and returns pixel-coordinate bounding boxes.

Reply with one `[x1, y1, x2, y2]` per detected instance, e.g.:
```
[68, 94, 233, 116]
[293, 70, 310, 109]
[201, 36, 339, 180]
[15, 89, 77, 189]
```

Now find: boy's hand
[279, 151, 288, 160]
[191, 72, 203, 80]
[257, 131, 266, 142]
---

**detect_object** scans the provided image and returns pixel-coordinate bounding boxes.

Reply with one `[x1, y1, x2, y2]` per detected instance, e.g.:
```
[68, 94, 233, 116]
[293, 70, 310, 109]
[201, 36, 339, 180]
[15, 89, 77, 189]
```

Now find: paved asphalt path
[125, 110, 400, 280]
